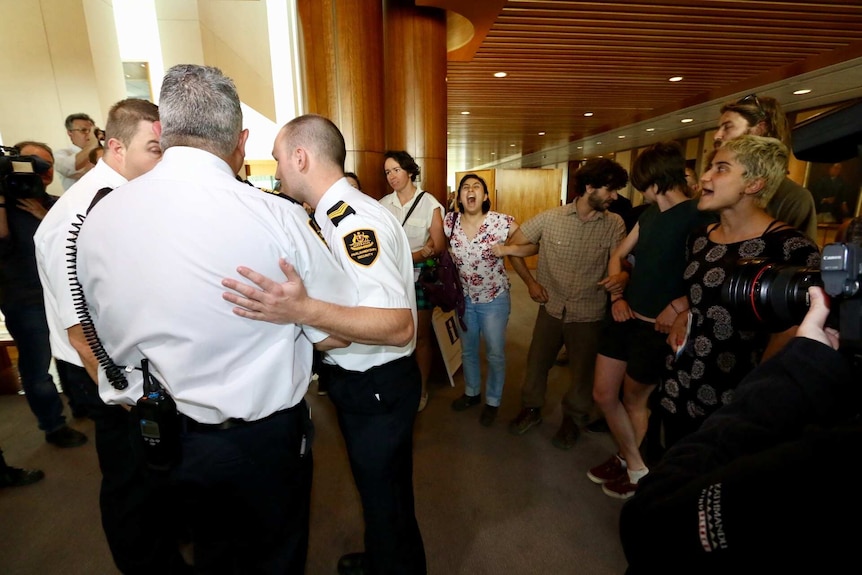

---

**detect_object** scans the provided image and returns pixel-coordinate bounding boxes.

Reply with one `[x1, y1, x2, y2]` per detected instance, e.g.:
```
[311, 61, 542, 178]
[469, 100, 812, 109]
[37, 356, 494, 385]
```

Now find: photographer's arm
[621, 287, 853, 572]
[73, 138, 101, 171]
[761, 325, 797, 361]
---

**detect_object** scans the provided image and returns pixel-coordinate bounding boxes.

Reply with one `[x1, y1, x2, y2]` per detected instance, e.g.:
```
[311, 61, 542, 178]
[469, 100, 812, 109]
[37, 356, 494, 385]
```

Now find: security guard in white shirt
[77, 67, 353, 575]
[222, 114, 426, 575]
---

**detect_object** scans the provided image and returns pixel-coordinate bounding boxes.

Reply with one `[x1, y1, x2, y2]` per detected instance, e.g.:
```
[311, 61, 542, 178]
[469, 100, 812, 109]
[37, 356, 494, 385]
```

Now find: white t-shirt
[54, 145, 87, 191]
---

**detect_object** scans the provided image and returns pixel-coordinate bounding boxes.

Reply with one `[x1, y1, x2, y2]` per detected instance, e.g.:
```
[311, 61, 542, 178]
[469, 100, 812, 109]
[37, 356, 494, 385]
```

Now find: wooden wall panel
[496, 168, 562, 269]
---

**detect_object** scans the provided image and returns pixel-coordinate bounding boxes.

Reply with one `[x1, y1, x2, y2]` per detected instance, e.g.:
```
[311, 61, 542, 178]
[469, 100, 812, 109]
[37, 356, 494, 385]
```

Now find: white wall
[0, 0, 122, 195]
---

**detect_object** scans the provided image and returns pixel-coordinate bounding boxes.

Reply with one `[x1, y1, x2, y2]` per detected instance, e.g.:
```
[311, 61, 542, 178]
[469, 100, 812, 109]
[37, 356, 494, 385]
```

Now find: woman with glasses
[55, 112, 102, 191]
[379, 150, 445, 412]
[713, 94, 818, 241]
[657, 135, 820, 448]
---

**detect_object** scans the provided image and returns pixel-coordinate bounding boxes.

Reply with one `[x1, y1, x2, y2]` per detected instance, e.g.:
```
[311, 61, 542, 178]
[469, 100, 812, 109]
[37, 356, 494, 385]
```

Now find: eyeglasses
[738, 93, 766, 118]
[69, 127, 92, 134]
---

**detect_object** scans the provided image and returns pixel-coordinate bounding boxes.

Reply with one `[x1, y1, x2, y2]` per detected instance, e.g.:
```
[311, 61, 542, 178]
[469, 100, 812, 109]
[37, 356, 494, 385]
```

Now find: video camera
[0, 145, 50, 199]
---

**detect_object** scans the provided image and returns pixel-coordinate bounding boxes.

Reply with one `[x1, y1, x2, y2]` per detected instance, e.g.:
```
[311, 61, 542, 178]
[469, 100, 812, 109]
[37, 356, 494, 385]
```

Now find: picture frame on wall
[805, 156, 862, 222]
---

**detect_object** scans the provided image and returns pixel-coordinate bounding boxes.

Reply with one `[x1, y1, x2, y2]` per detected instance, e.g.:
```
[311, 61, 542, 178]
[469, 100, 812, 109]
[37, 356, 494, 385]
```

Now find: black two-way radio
[136, 359, 181, 471]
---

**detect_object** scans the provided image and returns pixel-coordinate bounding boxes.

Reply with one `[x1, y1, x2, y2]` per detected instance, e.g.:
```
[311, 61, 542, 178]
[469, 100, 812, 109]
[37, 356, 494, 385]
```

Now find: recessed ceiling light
[509, 144, 516, 147]
[793, 89, 812, 95]
[576, 146, 583, 150]
[494, 72, 507, 78]
[669, 76, 683, 82]
[681, 118, 694, 123]
[491, 152, 496, 155]
[584, 112, 594, 117]
[618, 135, 626, 139]
[538, 131, 545, 136]
[596, 141, 602, 145]
[646, 127, 655, 132]
[460, 111, 470, 115]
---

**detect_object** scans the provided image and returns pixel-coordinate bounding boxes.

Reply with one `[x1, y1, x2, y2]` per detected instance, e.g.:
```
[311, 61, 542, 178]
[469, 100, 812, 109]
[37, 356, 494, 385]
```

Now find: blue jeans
[0, 302, 66, 433]
[458, 291, 511, 407]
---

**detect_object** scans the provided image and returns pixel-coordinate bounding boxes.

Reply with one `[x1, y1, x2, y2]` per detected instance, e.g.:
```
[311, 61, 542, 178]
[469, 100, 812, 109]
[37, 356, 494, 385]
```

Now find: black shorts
[597, 314, 670, 385]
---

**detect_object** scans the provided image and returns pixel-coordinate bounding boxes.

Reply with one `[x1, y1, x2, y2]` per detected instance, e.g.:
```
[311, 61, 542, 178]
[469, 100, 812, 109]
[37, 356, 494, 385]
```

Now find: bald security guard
[222, 114, 426, 575]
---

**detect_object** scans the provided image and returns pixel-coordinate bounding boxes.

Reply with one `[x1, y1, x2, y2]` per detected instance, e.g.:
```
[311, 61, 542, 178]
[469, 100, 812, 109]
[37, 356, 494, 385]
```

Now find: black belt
[180, 402, 302, 433]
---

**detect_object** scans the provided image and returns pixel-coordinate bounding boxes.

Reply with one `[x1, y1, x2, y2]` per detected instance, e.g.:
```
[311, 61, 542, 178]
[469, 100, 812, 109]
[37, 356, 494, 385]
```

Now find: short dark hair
[282, 114, 347, 170]
[630, 141, 687, 194]
[105, 99, 159, 148]
[65, 113, 94, 131]
[572, 158, 628, 196]
[13, 141, 54, 160]
[383, 150, 420, 182]
[456, 174, 491, 214]
[344, 171, 362, 190]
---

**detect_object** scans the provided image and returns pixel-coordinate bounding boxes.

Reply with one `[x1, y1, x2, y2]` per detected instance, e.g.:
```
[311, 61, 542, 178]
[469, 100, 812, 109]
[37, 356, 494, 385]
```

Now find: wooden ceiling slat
[446, 0, 862, 171]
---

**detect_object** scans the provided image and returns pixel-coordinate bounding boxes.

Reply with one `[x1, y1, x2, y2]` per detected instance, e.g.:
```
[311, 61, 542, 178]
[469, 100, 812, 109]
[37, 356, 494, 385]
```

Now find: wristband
[670, 301, 680, 313]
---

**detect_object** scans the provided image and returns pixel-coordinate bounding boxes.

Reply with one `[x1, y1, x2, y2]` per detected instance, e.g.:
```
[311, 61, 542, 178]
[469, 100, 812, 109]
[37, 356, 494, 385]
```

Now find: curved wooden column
[383, 0, 448, 204]
[297, 0, 388, 198]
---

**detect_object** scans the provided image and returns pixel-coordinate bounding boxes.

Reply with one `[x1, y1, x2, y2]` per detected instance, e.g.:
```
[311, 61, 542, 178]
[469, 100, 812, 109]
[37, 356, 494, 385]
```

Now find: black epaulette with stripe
[327, 200, 356, 227]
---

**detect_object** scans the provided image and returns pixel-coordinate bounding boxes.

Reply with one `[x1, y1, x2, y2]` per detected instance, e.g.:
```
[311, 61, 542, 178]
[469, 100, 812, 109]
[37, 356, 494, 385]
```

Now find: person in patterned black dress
[658, 135, 821, 448]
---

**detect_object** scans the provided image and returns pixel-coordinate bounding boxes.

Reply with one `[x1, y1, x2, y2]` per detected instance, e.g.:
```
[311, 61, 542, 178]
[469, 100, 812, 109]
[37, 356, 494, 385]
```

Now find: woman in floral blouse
[445, 174, 520, 426]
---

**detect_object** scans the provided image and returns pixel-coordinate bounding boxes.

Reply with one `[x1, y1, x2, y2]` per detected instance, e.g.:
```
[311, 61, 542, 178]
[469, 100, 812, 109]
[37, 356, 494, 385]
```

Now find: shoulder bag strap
[402, 191, 427, 226]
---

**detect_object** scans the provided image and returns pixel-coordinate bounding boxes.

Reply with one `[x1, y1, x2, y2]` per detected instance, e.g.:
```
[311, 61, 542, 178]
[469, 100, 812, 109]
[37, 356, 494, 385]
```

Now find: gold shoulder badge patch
[327, 200, 355, 227]
[343, 229, 379, 266]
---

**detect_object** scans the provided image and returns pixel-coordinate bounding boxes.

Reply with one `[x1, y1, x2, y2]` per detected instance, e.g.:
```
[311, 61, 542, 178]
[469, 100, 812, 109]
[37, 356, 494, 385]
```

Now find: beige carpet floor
[0, 279, 629, 575]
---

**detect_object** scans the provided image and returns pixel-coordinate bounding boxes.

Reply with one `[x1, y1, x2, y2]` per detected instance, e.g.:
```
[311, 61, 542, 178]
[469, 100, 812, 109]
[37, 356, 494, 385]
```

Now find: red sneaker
[601, 474, 639, 499]
[587, 454, 627, 484]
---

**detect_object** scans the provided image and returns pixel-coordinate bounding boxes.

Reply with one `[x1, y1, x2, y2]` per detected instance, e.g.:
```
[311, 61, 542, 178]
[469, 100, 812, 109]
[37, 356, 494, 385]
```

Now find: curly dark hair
[384, 150, 420, 182]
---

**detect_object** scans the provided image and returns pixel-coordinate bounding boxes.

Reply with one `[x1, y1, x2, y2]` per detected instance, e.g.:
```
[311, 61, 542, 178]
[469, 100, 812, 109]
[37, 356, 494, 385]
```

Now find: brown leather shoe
[508, 407, 542, 435]
[551, 416, 580, 450]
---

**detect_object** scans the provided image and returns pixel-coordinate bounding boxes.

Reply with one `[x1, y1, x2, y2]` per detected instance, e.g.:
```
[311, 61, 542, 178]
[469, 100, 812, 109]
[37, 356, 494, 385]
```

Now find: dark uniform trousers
[174, 400, 314, 575]
[324, 354, 427, 575]
[56, 361, 189, 574]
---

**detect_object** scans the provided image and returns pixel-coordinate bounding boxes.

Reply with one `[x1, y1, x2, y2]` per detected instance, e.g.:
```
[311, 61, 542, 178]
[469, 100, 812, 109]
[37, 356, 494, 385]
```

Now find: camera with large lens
[0, 145, 49, 200]
[722, 242, 862, 352]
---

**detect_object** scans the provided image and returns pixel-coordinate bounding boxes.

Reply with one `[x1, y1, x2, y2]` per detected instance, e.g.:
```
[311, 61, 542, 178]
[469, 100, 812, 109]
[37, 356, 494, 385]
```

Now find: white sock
[627, 467, 648, 484]
[615, 453, 627, 469]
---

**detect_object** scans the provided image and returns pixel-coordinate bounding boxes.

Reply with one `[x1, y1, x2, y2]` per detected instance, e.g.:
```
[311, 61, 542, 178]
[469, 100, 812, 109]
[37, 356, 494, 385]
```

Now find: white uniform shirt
[76, 147, 354, 423]
[54, 144, 86, 191]
[35, 159, 127, 366]
[316, 178, 417, 372]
